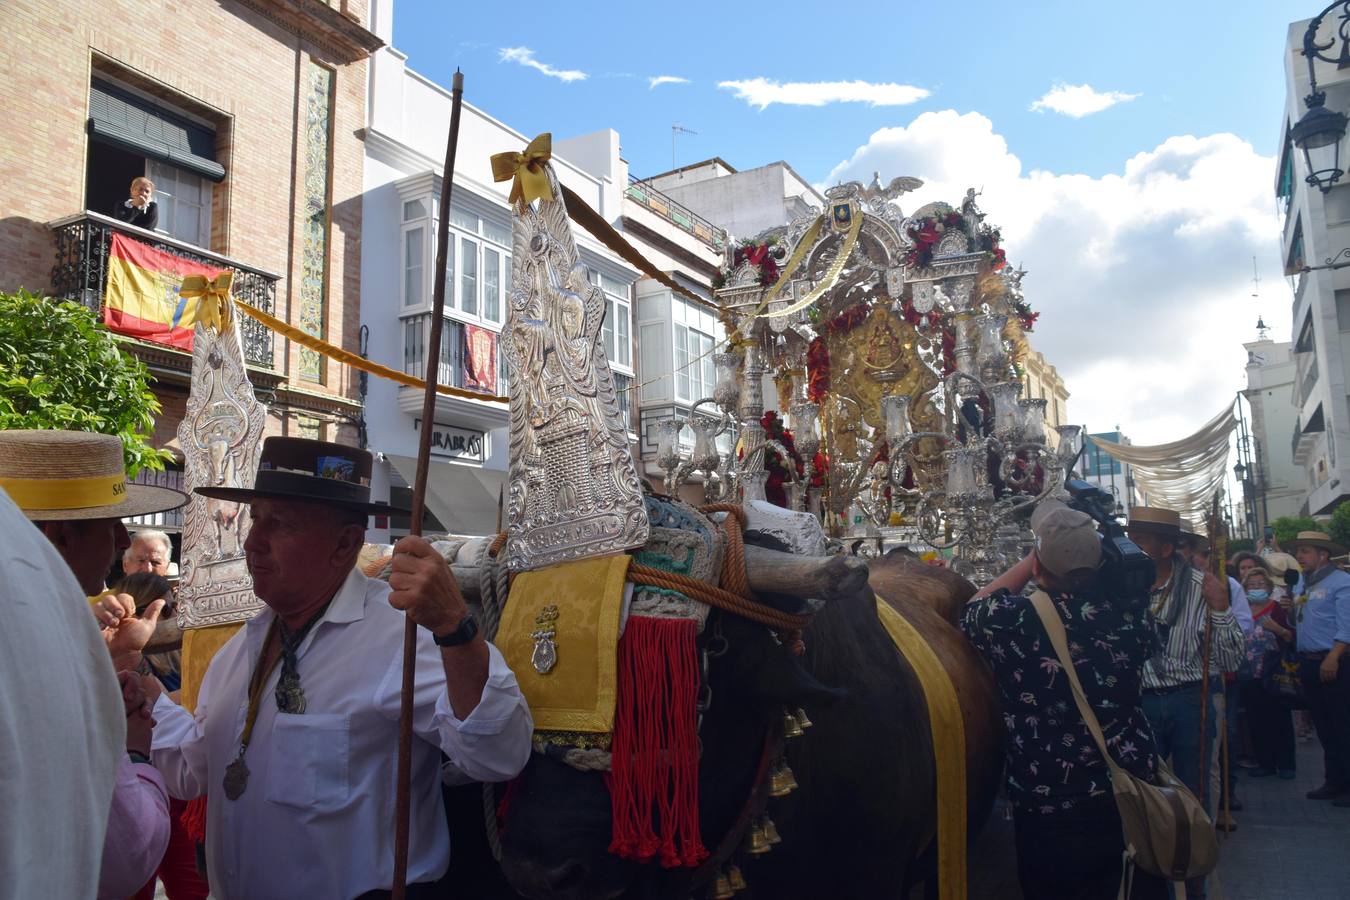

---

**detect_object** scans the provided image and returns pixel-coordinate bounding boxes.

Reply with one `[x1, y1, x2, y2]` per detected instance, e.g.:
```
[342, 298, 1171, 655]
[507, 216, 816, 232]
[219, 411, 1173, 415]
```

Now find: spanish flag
[104, 233, 226, 351]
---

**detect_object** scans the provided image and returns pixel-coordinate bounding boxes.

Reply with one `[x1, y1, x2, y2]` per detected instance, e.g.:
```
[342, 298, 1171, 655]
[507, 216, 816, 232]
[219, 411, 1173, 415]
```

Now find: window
[403, 227, 424, 307]
[403, 317, 423, 374]
[672, 296, 716, 402]
[592, 271, 633, 371]
[484, 248, 501, 323]
[1287, 220, 1305, 275]
[460, 236, 478, 316]
[147, 160, 211, 247]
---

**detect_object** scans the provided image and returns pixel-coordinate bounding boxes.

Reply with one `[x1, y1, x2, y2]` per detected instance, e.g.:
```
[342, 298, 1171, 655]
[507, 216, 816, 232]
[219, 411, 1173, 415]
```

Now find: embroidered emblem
[531, 605, 560, 674]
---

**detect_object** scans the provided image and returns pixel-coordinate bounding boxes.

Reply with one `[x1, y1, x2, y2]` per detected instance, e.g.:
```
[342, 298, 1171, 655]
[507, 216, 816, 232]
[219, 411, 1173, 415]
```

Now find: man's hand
[387, 535, 472, 641]
[1321, 653, 1341, 683]
[1201, 571, 1230, 612]
[95, 593, 166, 670]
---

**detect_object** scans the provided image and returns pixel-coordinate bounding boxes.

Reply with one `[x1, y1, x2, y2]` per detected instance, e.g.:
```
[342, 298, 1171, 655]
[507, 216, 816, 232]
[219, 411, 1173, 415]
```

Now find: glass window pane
[483, 218, 511, 246]
[603, 299, 616, 361]
[617, 302, 631, 366]
[484, 248, 501, 323]
[460, 237, 478, 315]
[403, 199, 426, 221]
[601, 273, 628, 297]
[404, 227, 424, 306]
[674, 324, 690, 401]
[451, 205, 478, 232]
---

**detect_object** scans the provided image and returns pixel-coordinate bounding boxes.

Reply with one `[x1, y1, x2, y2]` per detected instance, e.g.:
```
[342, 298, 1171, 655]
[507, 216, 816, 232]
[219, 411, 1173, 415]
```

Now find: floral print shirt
[962, 587, 1160, 815]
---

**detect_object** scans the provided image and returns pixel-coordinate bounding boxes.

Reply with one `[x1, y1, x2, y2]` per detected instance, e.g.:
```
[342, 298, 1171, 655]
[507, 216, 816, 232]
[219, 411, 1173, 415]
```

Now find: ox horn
[742, 544, 869, 603]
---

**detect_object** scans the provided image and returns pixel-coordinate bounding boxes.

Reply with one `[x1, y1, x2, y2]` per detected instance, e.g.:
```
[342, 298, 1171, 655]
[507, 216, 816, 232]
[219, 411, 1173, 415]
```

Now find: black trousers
[1241, 679, 1296, 772]
[1300, 656, 1350, 788]
[1013, 794, 1167, 900]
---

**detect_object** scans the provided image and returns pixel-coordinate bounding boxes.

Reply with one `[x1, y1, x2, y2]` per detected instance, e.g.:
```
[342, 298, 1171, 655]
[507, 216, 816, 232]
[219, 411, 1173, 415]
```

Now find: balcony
[399, 313, 508, 432]
[1297, 357, 1319, 407]
[48, 212, 277, 370]
[625, 176, 727, 252]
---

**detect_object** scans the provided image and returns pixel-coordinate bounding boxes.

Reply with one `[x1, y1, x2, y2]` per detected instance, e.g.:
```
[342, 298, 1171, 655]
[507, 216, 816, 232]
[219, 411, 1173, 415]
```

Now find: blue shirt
[1295, 566, 1350, 651]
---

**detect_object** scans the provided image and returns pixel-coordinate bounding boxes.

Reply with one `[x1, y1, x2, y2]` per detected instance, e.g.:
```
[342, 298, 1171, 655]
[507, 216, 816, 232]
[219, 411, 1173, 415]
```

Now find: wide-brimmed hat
[1284, 530, 1346, 557]
[1262, 551, 1301, 582]
[1127, 506, 1182, 539]
[196, 437, 404, 515]
[0, 429, 187, 521]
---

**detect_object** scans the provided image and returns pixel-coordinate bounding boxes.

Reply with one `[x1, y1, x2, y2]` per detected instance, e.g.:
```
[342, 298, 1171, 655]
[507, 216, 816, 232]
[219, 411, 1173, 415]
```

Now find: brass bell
[769, 761, 798, 797]
[711, 872, 735, 899]
[728, 864, 747, 891]
[783, 708, 804, 739]
[762, 815, 782, 845]
[746, 822, 771, 855]
[794, 707, 814, 729]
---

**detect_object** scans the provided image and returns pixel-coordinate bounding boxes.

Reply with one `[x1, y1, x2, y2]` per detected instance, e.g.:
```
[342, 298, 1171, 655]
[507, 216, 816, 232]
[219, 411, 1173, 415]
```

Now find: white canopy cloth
[386, 454, 505, 535]
[1090, 404, 1237, 533]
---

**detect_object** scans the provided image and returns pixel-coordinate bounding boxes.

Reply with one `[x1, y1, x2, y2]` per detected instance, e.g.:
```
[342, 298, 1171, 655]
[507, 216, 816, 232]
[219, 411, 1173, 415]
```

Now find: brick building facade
[0, 0, 380, 475]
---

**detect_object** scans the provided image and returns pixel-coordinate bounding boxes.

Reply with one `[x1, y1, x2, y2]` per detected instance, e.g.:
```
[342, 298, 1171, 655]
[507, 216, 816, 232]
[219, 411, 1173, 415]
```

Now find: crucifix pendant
[223, 754, 250, 800]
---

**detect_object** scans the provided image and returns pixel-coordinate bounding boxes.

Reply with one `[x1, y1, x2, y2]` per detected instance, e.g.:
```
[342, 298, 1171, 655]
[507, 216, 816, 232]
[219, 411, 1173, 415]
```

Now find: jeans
[1300, 656, 1350, 789]
[1141, 681, 1217, 814]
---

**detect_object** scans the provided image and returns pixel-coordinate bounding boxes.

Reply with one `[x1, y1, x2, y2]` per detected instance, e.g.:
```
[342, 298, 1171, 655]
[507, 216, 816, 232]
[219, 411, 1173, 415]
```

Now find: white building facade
[361, 0, 638, 539]
[1280, 16, 1350, 515]
[1242, 338, 1304, 528]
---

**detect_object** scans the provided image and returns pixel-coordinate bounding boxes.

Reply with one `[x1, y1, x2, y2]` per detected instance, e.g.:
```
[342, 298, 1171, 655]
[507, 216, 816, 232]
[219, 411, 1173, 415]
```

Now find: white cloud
[498, 47, 587, 83]
[823, 110, 1282, 444]
[1030, 83, 1140, 118]
[717, 78, 929, 110]
[649, 75, 691, 89]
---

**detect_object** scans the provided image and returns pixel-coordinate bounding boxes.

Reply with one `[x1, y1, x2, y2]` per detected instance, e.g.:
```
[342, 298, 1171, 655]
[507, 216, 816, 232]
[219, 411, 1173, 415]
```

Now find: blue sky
[393, 0, 1309, 446]
[395, 0, 1302, 182]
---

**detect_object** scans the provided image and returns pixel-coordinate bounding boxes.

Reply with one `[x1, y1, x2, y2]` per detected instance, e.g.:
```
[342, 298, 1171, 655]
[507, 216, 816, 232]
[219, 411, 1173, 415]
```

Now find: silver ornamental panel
[176, 298, 267, 628]
[502, 165, 649, 571]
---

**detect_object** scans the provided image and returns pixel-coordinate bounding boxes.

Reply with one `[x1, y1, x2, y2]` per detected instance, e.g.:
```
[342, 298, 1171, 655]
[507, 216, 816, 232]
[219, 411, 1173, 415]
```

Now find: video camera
[1063, 478, 1156, 604]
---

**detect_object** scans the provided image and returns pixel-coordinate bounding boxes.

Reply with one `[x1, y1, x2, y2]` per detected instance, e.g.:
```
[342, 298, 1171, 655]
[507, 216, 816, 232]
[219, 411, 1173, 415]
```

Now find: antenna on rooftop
[672, 123, 698, 171]
[1252, 256, 1269, 340]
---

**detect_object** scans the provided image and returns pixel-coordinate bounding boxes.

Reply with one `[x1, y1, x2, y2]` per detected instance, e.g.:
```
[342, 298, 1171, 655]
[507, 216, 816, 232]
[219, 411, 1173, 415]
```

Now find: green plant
[0, 288, 172, 477]
[1329, 501, 1350, 550]
[1271, 515, 1321, 547]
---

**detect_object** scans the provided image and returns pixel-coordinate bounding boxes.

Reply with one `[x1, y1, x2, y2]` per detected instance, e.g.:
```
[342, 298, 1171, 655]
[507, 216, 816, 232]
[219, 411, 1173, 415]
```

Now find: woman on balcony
[114, 176, 159, 231]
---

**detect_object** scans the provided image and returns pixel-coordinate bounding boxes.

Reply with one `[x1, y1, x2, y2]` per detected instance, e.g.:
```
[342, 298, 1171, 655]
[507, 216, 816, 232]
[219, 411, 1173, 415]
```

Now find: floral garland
[804, 301, 871, 403]
[903, 211, 1007, 273]
[712, 239, 781, 289]
[1012, 297, 1039, 332]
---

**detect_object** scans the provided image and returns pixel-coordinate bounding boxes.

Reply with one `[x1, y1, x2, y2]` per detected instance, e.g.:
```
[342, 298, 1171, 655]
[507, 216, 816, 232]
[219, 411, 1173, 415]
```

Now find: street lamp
[1293, 3, 1350, 193]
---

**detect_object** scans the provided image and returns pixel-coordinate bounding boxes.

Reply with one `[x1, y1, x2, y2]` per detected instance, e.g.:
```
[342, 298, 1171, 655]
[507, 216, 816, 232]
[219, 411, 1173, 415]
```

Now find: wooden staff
[393, 69, 465, 899]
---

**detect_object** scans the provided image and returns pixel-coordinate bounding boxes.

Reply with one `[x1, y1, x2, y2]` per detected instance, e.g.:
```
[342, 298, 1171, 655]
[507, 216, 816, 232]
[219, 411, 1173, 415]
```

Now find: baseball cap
[1033, 505, 1103, 578]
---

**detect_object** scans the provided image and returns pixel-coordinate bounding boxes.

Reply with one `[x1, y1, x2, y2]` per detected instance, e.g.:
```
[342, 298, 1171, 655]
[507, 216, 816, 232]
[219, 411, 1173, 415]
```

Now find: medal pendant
[275, 672, 306, 715]
[223, 756, 249, 800]
[531, 605, 560, 675]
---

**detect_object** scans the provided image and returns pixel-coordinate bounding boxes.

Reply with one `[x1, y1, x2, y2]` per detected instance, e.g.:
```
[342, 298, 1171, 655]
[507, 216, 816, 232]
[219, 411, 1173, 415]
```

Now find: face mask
[1247, 589, 1269, 602]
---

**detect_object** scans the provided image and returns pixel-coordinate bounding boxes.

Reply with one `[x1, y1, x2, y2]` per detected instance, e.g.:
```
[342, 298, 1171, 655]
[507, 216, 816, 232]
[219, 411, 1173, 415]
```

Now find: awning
[386, 454, 506, 536]
[88, 80, 226, 182]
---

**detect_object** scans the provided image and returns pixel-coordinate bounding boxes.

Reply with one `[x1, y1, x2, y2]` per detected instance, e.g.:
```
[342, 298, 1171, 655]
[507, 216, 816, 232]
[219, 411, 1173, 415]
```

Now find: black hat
[195, 437, 405, 515]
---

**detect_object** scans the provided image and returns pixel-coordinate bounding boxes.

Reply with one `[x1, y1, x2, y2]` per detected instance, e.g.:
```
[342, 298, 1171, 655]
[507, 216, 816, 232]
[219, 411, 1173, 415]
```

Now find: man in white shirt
[149, 437, 532, 899]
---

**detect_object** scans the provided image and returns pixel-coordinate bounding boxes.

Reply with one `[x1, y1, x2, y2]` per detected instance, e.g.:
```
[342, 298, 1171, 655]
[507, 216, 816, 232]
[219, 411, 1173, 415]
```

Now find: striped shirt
[1141, 555, 1245, 689]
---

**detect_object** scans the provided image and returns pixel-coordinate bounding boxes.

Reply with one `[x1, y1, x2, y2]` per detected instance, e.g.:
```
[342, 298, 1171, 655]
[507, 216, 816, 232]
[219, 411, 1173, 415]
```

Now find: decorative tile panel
[298, 60, 334, 383]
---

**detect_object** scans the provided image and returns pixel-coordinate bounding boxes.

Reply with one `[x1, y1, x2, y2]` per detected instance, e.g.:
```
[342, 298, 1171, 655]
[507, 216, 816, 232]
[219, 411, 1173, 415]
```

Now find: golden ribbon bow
[179, 272, 234, 334]
[491, 133, 554, 206]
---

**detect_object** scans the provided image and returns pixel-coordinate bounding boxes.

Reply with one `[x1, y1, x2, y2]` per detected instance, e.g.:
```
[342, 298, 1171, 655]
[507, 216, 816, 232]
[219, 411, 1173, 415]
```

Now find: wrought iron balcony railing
[48, 211, 277, 369]
[625, 176, 727, 252]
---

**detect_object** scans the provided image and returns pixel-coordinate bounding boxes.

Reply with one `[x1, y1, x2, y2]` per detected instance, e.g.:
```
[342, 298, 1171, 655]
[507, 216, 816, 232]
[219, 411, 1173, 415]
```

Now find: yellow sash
[874, 595, 967, 900]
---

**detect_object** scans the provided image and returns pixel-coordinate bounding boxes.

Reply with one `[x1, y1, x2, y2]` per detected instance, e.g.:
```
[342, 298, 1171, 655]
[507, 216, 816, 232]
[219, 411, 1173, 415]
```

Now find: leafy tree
[1226, 538, 1255, 556]
[1271, 515, 1321, 547]
[1330, 501, 1350, 550]
[0, 288, 172, 476]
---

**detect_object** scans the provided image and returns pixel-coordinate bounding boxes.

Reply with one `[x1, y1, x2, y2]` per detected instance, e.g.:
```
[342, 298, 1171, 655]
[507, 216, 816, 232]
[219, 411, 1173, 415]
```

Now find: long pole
[393, 69, 464, 899]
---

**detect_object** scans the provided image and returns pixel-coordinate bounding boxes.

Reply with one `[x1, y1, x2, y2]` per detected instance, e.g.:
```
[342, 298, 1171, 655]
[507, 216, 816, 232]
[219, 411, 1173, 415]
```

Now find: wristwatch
[128, 750, 151, 765]
[433, 614, 479, 647]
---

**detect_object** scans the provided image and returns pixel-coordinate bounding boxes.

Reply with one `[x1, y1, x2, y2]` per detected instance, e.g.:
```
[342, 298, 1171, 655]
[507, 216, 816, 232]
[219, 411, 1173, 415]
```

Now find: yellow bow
[491, 133, 554, 206]
[179, 272, 234, 334]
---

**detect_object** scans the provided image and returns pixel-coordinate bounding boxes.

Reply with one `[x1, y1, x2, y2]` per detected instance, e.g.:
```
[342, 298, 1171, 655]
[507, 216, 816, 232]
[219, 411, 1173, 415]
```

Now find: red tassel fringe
[606, 616, 708, 868]
[180, 796, 207, 844]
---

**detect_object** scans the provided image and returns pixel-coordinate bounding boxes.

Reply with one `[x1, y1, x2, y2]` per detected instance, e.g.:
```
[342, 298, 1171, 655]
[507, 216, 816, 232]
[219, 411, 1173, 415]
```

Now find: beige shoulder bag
[1029, 591, 1218, 885]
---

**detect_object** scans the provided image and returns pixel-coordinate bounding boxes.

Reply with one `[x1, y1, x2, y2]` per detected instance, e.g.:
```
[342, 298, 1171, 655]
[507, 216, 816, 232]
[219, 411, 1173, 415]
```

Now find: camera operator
[963, 502, 1164, 900]
[1126, 507, 1244, 834]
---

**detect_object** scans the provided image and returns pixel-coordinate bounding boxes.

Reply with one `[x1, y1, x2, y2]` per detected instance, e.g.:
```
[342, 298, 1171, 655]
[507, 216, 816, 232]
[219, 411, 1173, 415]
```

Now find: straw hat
[1261, 551, 1301, 583]
[0, 430, 187, 521]
[196, 437, 405, 515]
[1284, 530, 1346, 557]
[1127, 506, 1182, 539]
